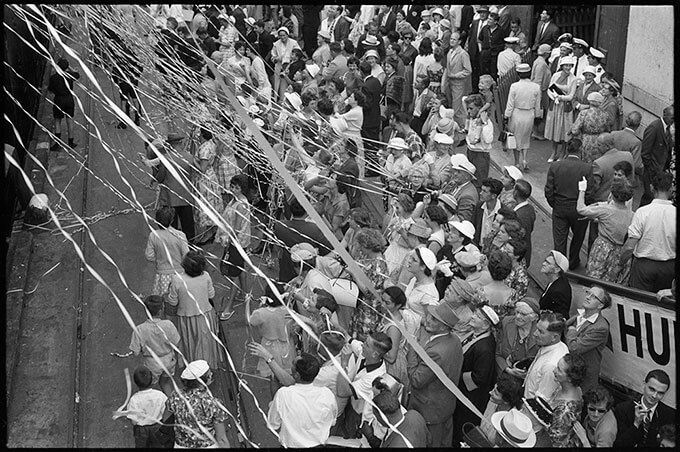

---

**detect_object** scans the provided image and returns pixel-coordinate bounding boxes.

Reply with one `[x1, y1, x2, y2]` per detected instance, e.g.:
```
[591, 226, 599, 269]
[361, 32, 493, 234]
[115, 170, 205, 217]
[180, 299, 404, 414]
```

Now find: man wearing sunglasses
[563, 285, 612, 392]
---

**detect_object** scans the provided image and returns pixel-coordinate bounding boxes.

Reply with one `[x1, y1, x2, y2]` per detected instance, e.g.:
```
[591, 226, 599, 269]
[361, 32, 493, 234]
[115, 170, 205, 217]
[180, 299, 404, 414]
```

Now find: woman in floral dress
[544, 56, 577, 162]
[569, 93, 609, 163]
[192, 127, 223, 245]
[426, 46, 445, 96]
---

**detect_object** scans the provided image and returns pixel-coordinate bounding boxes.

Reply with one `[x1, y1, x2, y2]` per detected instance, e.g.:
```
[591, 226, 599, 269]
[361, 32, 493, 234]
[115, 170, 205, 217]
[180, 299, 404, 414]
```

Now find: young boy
[128, 295, 181, 395]
[126, 366, 171, 448]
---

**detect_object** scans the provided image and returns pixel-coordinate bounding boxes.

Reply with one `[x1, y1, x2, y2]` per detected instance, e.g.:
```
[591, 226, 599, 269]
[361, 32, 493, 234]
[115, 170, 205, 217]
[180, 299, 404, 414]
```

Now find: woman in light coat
[504, 63, 541, 170]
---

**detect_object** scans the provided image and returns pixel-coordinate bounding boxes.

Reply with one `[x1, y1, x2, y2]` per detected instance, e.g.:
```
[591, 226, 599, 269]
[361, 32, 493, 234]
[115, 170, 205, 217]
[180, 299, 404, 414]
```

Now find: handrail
[564, 270, 675, 310]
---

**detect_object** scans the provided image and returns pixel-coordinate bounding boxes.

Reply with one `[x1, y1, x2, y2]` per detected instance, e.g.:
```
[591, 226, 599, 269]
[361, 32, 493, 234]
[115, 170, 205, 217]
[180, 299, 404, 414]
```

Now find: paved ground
[6, 19, 591, 447]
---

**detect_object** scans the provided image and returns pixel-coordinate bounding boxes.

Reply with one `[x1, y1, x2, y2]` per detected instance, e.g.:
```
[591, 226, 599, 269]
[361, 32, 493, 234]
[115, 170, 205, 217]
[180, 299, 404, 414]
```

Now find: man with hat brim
[491, 409, 537, 447]
[497, 36, 521, 78]
[586, 47, 606, 84]
[406, 300, 463, 447]
[531, 43, 553, 140]
[571, 38, 590, 79]
[467, 6, 490, 92]
[503, 61, 541, 170]
[572, 64, 601, 113]
[455, 250, 492, 289]
[448, 154, 479, 223]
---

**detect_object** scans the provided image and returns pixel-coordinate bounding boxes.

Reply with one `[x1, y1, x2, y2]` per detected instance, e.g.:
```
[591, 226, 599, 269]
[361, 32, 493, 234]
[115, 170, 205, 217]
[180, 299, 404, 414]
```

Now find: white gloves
[578, 177, 588, 192]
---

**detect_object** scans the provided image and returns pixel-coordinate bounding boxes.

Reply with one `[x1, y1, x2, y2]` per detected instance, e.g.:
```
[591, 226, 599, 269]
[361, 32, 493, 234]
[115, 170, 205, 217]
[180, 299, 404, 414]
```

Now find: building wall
[622, 6, 674, 128]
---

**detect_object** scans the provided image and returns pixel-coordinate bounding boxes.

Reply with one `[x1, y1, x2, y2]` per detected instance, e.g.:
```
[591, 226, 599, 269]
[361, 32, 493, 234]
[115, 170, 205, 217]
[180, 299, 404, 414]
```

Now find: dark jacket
[539, 274, 572, 319]
[545, 155, 591, 213]
[407, 332, 463, 423]
[404, 4, 426, 30]
[564, 313, 611, 392]
[613, 399, 675, 448]
[274, 218, 332, 283]
[514, 202, 536, 266]
[467, 18, 485, 62]
[361, 75, 383, 130]
[459, 6, 475, 47]
[641, 118, 672, 180]
[532, 21, 560, 51]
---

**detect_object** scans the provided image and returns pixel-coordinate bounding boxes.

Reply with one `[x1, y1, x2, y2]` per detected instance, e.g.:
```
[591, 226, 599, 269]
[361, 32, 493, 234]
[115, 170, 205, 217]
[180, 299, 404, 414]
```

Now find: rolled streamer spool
[329, 278, 358, 308]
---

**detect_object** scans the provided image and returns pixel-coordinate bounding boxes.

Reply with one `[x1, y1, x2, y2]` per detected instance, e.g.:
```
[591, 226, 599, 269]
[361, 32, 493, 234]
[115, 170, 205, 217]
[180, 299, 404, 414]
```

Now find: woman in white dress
[544, 56, 577, 162]
[504, 63, 541, 170]
[271, 26, 301, 102]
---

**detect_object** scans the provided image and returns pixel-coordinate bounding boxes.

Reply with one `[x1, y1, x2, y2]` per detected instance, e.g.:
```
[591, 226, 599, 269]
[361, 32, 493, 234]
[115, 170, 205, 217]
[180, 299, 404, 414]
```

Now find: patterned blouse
[348, 255, 390, 342]
[505, 262, 529, 303]
[168, 387, 228, 448]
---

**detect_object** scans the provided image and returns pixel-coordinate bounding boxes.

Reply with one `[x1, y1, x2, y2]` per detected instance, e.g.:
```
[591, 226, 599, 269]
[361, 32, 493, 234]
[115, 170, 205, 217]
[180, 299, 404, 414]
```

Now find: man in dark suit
[610, 111, 643, 208]
[640, 105, 674, 206]
[545, 138, 591, 270]
[449, 157, 480, 223]
[273, 198, 332, 283]
[407, 302, 463, 447]
[377, 4, 397, 36]
[458, 5, 475, 48]
[466, 5, 489, 93]
[479, 12, 508, 80]
[613, 369, 675, 448]
[404, 4, 426, 30]
[564, 285, 611, 392]
[322, 5, 351, 44]
[253, 20, 275, 60]
[496, 4, 512, 35]
[513, 179, 536, 266]
[302, 5, 324, 55]
[532, 8, 560, 52]
[538, 250, 572, 319]
[360, 60, 383, 177]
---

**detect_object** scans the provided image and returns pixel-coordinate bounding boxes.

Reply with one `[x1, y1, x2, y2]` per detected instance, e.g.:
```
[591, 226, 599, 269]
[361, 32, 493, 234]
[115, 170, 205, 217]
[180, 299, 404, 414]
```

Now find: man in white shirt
[475, 177, 503, 243]
[571, 38, 590, 79]
[621, 172, 676, 292]
[497, 36, 521, 77]
[335, 332, 391, 438]
[267, 352, 338, 448]
[522, 311, 569, 401]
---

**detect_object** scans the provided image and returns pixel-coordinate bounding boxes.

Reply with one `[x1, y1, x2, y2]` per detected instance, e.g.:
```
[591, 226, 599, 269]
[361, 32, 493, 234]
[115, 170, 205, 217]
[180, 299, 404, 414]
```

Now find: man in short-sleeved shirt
[523, 312, 568, 404]
[622, 173, 676, 292]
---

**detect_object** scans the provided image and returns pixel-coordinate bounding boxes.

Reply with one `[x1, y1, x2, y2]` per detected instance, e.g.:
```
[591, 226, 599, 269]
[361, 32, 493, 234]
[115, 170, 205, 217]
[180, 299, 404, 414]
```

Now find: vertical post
[593, 5, 601, 48]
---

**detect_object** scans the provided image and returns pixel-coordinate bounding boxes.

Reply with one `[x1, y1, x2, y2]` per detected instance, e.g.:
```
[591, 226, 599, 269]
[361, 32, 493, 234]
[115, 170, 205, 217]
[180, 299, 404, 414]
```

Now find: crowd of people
[59, 4, 676, 449]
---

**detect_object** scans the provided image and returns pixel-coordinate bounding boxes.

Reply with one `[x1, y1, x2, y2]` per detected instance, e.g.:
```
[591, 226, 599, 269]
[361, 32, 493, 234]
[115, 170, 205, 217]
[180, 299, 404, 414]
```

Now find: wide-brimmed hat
[387, 137, 409, 151]
[589, 47, 605, 59]
[439, 18, 451, 29]
[557, 32, 573, 42]
[491, 409, 536, 447]
[290, 242, 318, 262]
[432, 7, 444, 17]
[451, 220, 475, 240]
[436, 117, 456, 135]
[572, 37, 588, 48]
[284, 92, 302, 111]
[449, 154, 477, 179]
[558, 55, 577, 67]
[427, 302, 460, 329]
[364, 49, 380, 60]
[516, 63, 531, 73]
[504, 165, 523, 181]
[433, 132, 454, 145]
[581, 65, 597, 76]
[603, 77, 620, 93]
[406, 218, 432, 239]
[414, 247, 437, 271]
[362, 35, 380, 46]
[306, 63, 321, 78]
[181, 360, 210, 380]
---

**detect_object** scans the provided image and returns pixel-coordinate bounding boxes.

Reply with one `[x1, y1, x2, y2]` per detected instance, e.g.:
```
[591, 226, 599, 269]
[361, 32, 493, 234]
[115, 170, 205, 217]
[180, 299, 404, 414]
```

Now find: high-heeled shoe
[523, 161, 529, 171]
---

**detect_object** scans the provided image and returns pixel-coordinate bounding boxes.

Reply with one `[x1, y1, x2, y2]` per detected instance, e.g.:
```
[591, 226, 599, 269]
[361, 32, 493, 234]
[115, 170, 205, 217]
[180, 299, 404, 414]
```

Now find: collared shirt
[465, 116, 495, 152]
[126, 388, 168, 426]
[497, 47, 521, 77]
[524, 341, 569, 401]
[267, 383, 338, 448]
[480, 200, 501, 241]
[314, 354, 348, 415]
[404, 277, 439, 318]
[426, 331, 450, 345]
[575, 309, 600, 330]
[628, 199, 676, 261]
[346, 344, 387, 425]
[513, 200, 529, 211]
[413, 87, 431, 117]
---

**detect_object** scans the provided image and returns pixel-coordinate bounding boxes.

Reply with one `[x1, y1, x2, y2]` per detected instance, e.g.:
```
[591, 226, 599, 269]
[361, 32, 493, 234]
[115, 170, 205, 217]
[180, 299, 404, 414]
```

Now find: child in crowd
[126, 365, 173, 448]
[145, 206, 189, 297]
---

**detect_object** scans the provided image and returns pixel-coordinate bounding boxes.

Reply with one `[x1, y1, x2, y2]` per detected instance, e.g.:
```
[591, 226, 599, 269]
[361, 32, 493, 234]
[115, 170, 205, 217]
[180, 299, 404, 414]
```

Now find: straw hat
[181, 360, 210, 380]
[362, 35, 380, 47]
[427, 302, 460, 329]
[491, 409, 536, 447]
[504, 165, 523, 181]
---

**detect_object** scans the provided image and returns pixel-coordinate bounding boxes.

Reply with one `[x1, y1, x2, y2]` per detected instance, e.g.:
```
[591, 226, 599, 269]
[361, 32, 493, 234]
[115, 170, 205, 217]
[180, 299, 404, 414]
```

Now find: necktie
[641, 411, 651, 444]
[540, 23, 546, 38]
